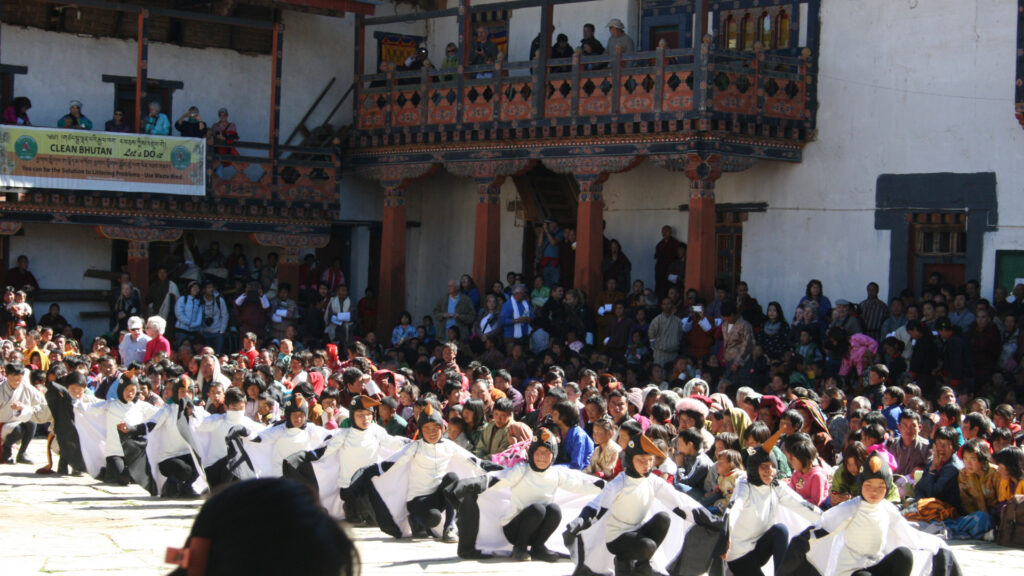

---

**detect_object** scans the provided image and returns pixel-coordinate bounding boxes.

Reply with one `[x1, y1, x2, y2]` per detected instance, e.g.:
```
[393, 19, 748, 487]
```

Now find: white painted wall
[8, 224, 113, 339]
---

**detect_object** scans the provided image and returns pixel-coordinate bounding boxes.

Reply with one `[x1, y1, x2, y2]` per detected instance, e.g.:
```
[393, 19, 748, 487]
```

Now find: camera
[203, 317, 214, 327]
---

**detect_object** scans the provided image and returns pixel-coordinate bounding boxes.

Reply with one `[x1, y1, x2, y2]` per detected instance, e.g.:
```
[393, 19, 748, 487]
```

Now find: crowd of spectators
[0, 218, 1022, 545]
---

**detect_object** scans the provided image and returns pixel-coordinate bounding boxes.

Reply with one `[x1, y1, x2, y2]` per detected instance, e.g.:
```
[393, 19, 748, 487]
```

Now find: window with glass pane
[776, 11, 790, 48]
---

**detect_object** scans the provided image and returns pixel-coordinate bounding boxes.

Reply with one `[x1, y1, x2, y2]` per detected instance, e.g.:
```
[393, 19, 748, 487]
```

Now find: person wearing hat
[175, 106, 207, 138]
[118, 316, 151, 366]
[829, 298, 864, 335]
[174, 281, 204, 346]
[605, 18, 635, 57]
[316, 394, 410, 522]
[723, 429, 821, 576]
[448, 428, 604, 561]
[791, 451, 960, 576]
[564, 432, 722, 576]
[362, 401, 498, 542]
[58, 100, 93, 130]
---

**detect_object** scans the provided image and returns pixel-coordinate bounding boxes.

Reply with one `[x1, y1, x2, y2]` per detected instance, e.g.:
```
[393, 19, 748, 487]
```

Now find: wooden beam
[135, 10, 149, 133]
[31, 0, 276, 30]
[364, 0, 602, 26]
[269, 19, 283, 187]
[257, 0, 376, 16]
[101, 75, 184, 89]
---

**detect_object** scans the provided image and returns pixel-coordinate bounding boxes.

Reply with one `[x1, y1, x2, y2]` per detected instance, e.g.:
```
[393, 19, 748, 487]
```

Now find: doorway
[908, 214, 967, 292]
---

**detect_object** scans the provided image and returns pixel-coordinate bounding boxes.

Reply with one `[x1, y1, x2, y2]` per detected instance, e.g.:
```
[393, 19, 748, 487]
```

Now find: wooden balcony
[348, 40, 816, 165]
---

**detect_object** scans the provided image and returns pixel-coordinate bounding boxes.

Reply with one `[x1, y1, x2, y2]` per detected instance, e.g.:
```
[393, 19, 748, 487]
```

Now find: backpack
[996, 495, 1024, 548]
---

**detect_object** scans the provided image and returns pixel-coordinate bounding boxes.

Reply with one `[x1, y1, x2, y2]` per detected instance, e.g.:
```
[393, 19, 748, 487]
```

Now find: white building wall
[8, 224, 113, 339]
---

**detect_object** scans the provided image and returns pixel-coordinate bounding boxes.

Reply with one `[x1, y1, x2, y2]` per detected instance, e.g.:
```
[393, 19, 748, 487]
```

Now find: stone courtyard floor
[2, 441, 1023, 575]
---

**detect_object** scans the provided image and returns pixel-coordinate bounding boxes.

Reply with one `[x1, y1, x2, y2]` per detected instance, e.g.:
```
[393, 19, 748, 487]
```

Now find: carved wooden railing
[206, 140, 337, 207]
[351, 39, 814, 149]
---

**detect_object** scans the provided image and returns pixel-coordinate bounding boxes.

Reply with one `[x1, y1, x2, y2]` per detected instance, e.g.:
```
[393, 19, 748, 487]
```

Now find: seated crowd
[1, 223, 1023, 575]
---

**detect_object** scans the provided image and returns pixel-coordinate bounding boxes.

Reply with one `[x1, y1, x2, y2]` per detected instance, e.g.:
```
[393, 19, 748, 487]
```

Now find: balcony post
[683, 153, 722, 299]
[532, 0, 554, 121]
[353, 13, 365, 120]
[575, 179, 605, 301]
[270, 18, 283, 189]
[473, 181, 503, 293]
[134, 9, 149, 133]
[378, 186, 408, 332]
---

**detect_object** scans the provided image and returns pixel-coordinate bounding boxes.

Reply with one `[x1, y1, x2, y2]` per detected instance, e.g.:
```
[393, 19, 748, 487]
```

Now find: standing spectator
[500, 284, 533, 351]
[665, 243, 687, 297]
[6, 255, 40, 291]
[440, 43, 459, 81]
[57, 100, 92, 130]
[324, 284, 353, 346]
[199, 281, 229, 354]
[433, 280, 475, 344]
[653, 225, 680, 299]
[235, 281, 270, 339]
[143, 316, 171, 364]
[602, 239, 631, 292]
[968, 308, 1002, 389]
[147, 266, 179, 323]
[460, 275, 481, 311]
[536, 219, 563, 286]
[648, 298, 681, 368]
[720, 301, 754, 386]
[211, 108, 239, 160]
[949, 292, 976, 333]
[470, 26, 498, 66]
[112, 282, 141, 332]
[859, 282, 888, 341]
[558, 227, 576, 289]
[320, 258, 346, 292]
[879, 297, 907, 338]
[269, 283, 299, 343]
[118, 316, 150, 365]
[736, 281, 764, 328]
[104, 108, 131, 132]
[907, 320, 939, 393]
[174, 106, 207, 138]
[535, 284, 568, 342]
[38, 303, 69, 335]
[357, 288, 377, 335]
[605, 18, 635, 56]
[2, 96, 31, 125]
[143, 101, 171, 135]
[260, 252, 280, 300]
[175, 281, 203, 346]
[550, 34, 575, 73]
[795, 279, 832, 326]
[580, 23, 605, 58]
[758, 302, 790, 361]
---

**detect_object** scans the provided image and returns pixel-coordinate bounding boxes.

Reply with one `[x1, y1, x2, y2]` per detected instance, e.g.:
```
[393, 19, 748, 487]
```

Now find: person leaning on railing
[142, 101, 171, 135]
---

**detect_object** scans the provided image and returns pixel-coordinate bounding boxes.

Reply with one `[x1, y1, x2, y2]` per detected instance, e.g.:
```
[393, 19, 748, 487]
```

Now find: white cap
[607, 18, 625, 30]
[127, 316, 144, 330]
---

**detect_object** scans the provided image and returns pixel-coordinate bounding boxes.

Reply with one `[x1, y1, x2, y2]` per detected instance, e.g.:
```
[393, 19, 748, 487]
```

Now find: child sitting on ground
[712, 449, 744, 512]
[583, 416, 621, 479]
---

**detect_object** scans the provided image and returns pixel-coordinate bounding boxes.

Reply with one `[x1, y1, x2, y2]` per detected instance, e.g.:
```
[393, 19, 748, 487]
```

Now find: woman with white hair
[143, 100, 170, 135]
[144, 316, 171, 363]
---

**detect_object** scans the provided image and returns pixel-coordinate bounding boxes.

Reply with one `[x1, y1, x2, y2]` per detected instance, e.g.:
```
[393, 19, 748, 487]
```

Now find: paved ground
[2, 441, 1023, 575]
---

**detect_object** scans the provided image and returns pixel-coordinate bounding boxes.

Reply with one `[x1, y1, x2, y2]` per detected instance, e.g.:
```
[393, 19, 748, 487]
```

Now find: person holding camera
[175, 106, 207, 138]
[199, 280, 229, 354]
[682, 298, 718, 362]
[470, 26, 497, 66]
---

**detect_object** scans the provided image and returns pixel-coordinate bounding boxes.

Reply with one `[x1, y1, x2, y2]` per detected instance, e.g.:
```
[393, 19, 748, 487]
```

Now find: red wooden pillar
[472, 181, 502, 291]
[683, 154, 722, 299]
[126, 240, 150, 305]
[277, 247, 301, 293]
[378, 187, 407, 332]
[575, 180, 604, 300]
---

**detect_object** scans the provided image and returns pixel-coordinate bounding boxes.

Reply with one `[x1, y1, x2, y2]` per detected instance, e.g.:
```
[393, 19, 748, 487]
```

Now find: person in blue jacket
[550, 400, 594, 470]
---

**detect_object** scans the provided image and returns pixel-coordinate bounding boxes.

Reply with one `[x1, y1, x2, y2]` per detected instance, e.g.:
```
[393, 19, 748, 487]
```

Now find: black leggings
[606, 511, 671, 563]
[407, 472, 458, 531]
[105, 456, 130, 485]
[852, 547, 913, 576]
[503, 503, 562, 551]
[159, 454, 198, 485]
[727, 523, 789, 576]
[2, 421, 36, 456]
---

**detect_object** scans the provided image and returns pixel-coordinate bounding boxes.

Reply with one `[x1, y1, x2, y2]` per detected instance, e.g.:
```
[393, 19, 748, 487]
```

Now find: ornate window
[722, 15, 738, 50]
[776, 10, 791, 49]
[760, 12, 773, 48]
[741, 13, 756, 50]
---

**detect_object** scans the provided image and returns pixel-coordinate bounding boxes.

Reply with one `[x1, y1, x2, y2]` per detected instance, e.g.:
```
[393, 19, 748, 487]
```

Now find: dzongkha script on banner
[0, 126, 205, 196]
